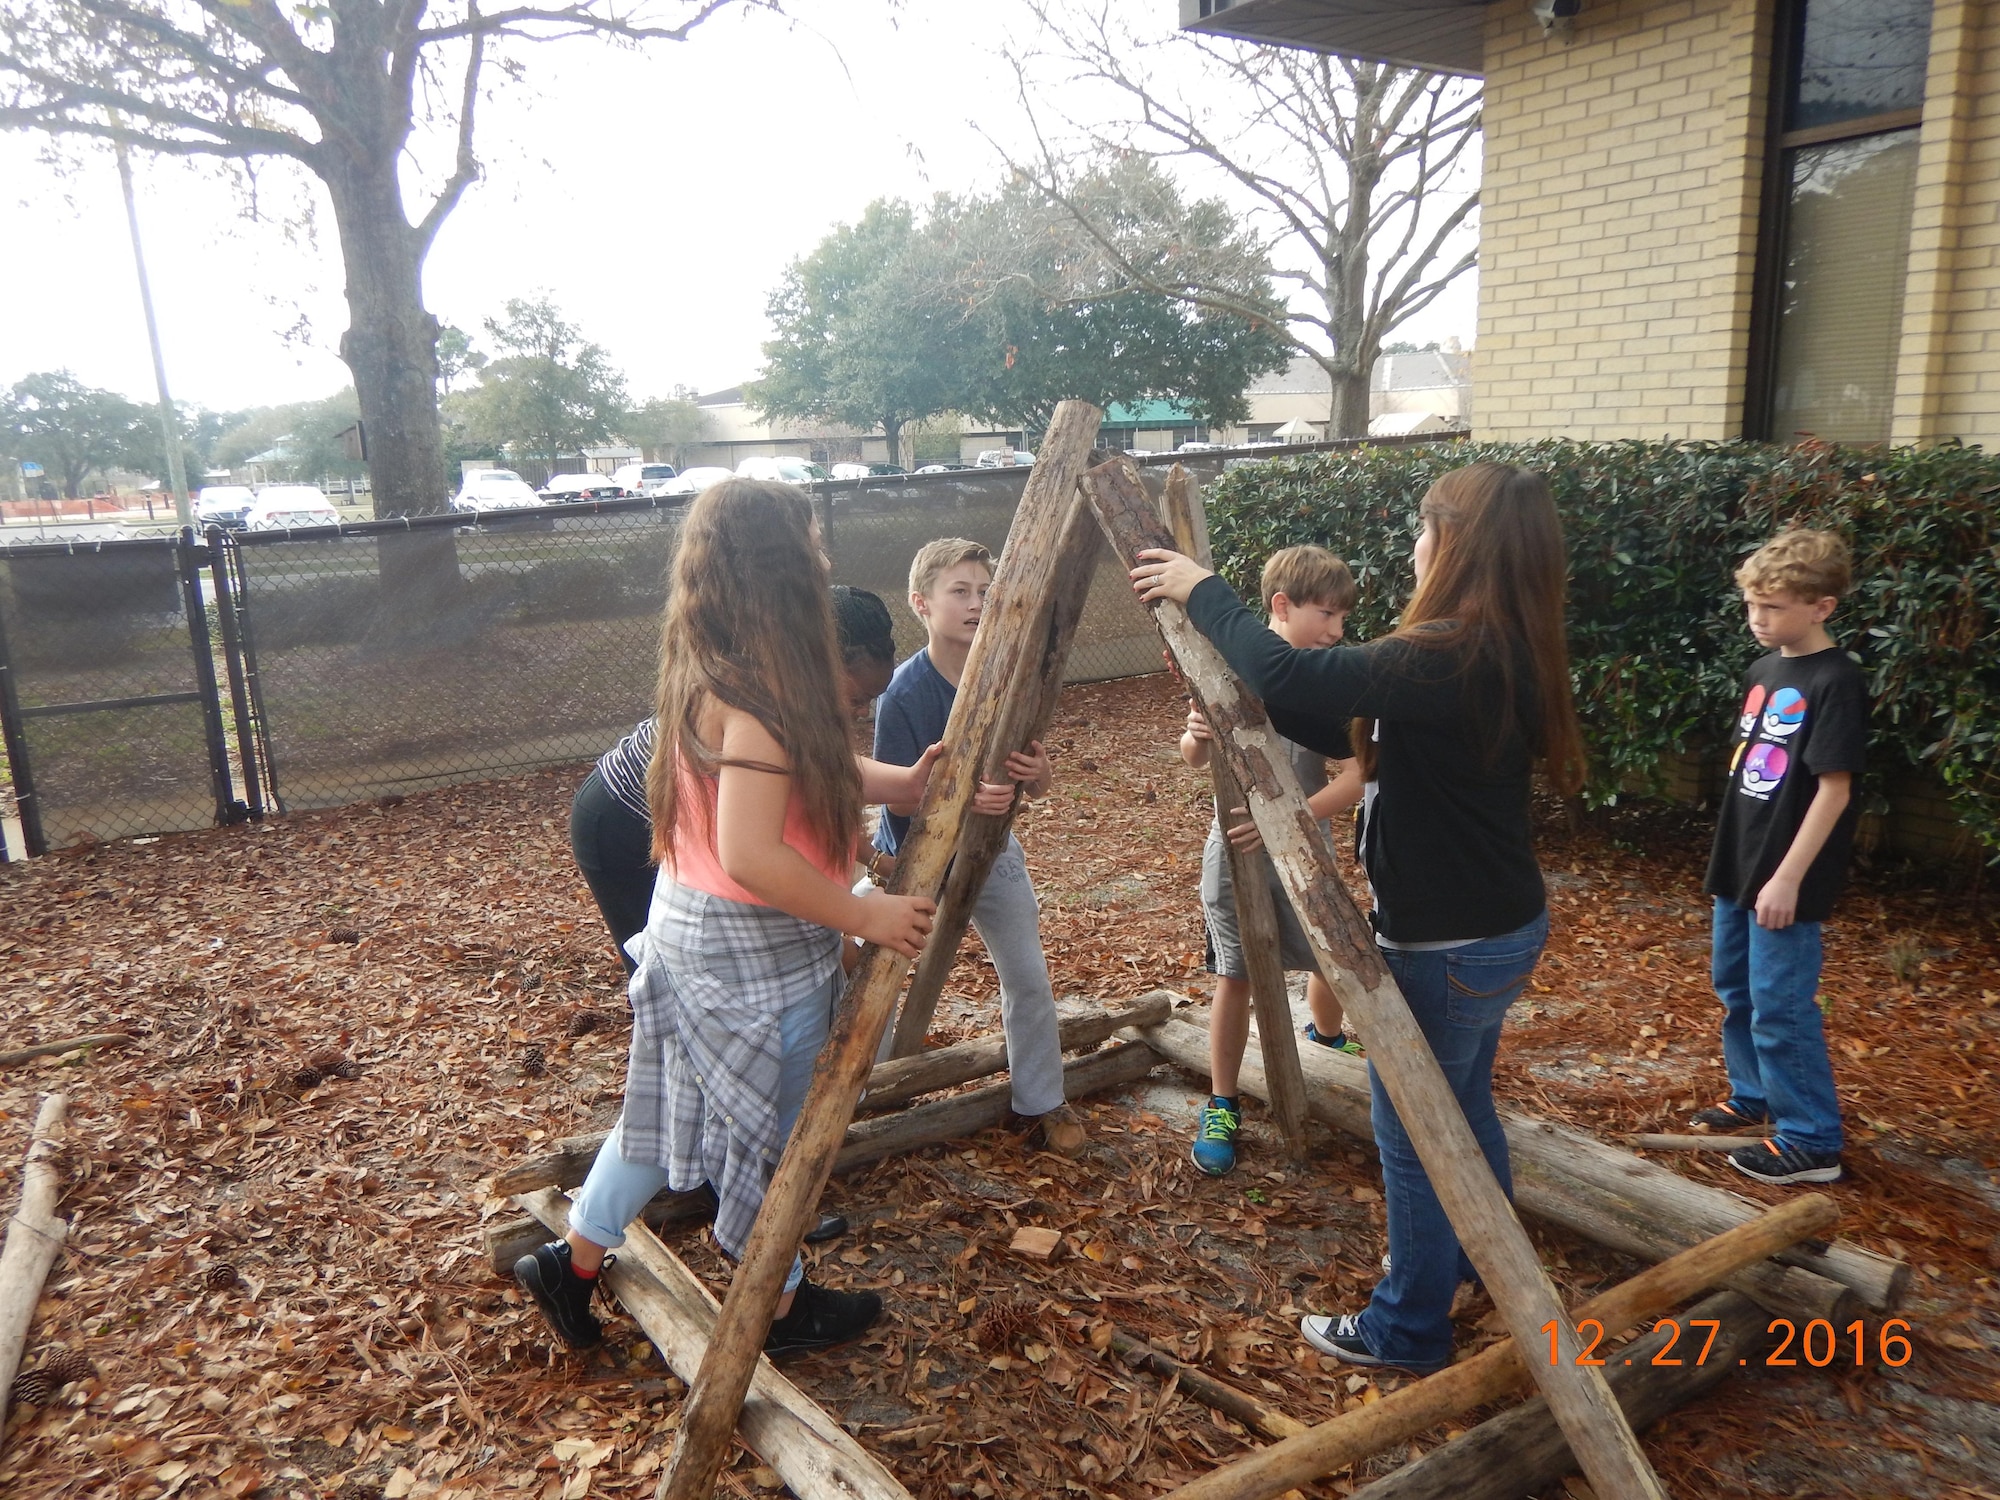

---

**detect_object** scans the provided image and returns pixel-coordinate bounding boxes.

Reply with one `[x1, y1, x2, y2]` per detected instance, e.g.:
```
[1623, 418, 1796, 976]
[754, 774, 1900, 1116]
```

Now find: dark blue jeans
[1355, 910, 1549, 1370]
[1711, 897, 1844, 1154]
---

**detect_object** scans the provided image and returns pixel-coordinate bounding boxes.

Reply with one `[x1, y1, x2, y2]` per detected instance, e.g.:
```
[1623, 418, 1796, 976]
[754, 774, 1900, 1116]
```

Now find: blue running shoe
[1190, 1096, 1240, 1176]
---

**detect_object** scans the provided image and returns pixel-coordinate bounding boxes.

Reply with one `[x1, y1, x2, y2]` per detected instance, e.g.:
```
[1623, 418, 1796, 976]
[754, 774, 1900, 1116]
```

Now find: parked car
[974, 449, 1034, 468]
[829, 462, 871, 481]
[451, 469, 542, 513]
[194, 484, 257, 528]
[610, 462, 680, 497]
[660, 466, 736, 496]
[914, 463, 972, 474]
[538, 473, 629, 502]
[1175, 441, 1224, 453]
[867, 463, 907, 476]
[245, 485, 340, 531]
[734, 455, 825, 485]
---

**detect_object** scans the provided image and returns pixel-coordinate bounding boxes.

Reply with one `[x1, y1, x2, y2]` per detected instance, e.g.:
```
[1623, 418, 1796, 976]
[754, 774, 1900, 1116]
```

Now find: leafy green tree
[210, 390, 367, 485]
[436, 325, 488, 395]
[622, 388, 708, 466]
[0, 370, 149, 496]
[450, 296, 629, 463]
[0, 0, 772, 514]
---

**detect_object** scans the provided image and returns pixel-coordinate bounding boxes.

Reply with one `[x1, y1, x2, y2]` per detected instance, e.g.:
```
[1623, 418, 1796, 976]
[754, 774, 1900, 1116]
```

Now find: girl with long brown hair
[517, 481, 940, 1359]
[1134, 461, 1584, 1374]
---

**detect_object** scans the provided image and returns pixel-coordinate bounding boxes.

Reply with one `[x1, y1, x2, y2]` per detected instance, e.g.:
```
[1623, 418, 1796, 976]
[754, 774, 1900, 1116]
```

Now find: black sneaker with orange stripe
[1729, 1137, 1842, 1185]
[1688, 1098, 1770, 1132]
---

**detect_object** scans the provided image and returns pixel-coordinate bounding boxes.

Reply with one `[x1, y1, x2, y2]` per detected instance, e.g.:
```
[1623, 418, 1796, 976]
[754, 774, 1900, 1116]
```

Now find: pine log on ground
[1157, 1195, 1834, 1500]
[514, 1189, 911, 1500]
[1629, 1133, 1768, 1152]
[0, 1095, 69, 1448]
[1132, 1013, 1887, 1323]
[0, 1034, 135, 1070]
[660, 400, 1107, 1500]
[1088, 455, 1668, 1500]
[1346, 1291, 1776, 1500]
[485, 1038, 1161, 1274]
[1108, 1328, 1309, 1441]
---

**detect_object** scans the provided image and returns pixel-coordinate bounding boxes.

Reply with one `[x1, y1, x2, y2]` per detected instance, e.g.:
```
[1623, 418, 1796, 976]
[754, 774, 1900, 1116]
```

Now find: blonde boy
[869, 539, 1084, 1156]
[1696, 529, 1865, 1186]
[1180, 545, 1363, 1176]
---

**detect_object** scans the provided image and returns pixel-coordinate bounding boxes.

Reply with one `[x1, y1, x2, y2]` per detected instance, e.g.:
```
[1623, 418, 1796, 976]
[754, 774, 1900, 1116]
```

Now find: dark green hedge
[1205, 437, 2000, 852]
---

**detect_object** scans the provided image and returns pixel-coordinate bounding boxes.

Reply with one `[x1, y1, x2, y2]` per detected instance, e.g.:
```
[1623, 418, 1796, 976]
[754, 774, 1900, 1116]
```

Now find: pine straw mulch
[1, 672, 1996, 1500]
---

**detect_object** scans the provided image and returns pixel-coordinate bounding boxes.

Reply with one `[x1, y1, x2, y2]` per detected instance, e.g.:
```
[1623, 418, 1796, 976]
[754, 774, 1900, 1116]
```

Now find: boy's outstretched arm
[1754, 771, 1852, 929]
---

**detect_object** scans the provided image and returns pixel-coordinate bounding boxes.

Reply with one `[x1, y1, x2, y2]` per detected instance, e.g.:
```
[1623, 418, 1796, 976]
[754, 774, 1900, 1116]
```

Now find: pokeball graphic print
[1739, 741, 1789, 799]
[1761, 687, 1808, 738]
[1738, 684, 1767, 737]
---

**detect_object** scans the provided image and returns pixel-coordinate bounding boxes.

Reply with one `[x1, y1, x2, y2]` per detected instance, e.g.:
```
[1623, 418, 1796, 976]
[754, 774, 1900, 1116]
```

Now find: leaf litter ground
[2, 674, 1996, 1500]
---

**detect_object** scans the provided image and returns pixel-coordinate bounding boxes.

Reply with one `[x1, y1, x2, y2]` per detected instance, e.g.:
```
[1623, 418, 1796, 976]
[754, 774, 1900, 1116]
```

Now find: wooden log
[1109, 1329, 1309, 1441]
[1630, 1133, 1768, 1152]
[485, 1037, 1162, 1274]
[491, 994, 1172, 1200]
[0, 1094, 69, 1448]
[1134, 1014, 1870, 1324]
[1347, 1291, 1775, 1500]
[1161, 465, 1309, 1158]
[889, 489, 1108, 1057]
[659, 400, 1105, 1500]
[1086, 457, 1668, 1500]
[514, 1190, 911, 1500]
[0, 1033, 134, 1069]
[1156, 1195, 1834, 1500]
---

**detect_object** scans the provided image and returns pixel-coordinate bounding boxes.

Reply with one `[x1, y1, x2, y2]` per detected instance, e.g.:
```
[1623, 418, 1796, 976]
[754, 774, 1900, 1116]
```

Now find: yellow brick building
[1183, 0, 1999, 449]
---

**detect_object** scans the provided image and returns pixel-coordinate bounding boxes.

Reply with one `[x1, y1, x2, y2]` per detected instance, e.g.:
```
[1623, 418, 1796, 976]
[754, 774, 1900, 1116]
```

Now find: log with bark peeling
[0, 1094, 69, 1448]
[1133, 1012, 1882, 1323]
[515, 1190, 911, 1500]
[1085, 455, 1669, 1500]
[658, 402, 1106, 1500]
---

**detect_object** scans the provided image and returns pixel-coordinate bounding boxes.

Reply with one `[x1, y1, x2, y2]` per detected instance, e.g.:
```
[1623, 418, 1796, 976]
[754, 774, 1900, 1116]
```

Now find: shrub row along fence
[1205, 436, 2000, 860]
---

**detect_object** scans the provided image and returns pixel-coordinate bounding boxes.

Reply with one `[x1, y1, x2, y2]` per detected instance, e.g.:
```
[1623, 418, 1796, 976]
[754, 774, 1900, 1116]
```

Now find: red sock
[572, 1259, 599, 1280]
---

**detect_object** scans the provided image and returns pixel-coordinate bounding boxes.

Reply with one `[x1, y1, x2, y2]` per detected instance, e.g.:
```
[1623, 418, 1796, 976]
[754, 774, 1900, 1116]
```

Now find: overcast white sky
[0, 1, 1479, 415]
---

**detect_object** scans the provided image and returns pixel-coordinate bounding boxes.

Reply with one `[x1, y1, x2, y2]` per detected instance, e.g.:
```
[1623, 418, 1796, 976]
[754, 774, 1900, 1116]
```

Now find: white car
[660, 466, 736, 497]
[610, 462, 680, 498]
[734, 455, 824, 486]
[245, 485, 340, 531]
[974, 449, 1034, 468]
[538, 473, 629, 502]
[829, 462, 872, 481]
[195, 484, 257, 528]
[451, 468, 542, 513]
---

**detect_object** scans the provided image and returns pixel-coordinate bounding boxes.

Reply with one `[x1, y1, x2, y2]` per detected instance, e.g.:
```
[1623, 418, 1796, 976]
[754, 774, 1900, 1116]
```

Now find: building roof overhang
[1177, 0, 1495, 79]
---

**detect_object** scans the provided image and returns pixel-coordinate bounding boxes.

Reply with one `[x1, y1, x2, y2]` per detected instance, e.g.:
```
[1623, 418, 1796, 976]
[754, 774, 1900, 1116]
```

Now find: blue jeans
[1711, 897, 1843, 1155]
[570, 974, 836, 1294]
[1356, 911, 1549, 1371]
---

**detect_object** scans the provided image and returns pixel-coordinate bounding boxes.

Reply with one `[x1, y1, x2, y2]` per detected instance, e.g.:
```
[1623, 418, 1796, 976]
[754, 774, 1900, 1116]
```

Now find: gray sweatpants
[877, 833, 1067, 1116]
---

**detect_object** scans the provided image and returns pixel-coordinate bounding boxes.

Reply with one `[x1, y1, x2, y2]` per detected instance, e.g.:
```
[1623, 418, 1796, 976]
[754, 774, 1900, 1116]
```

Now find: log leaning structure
[1083, 455, 1669, 1500]
[656, 400, 1109, 1500]
[0, 1094, 70, 1449]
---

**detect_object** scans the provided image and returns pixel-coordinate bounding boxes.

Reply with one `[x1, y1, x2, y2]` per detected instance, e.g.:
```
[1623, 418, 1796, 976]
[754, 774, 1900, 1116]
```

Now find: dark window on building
[1747, 0, 1932, 444]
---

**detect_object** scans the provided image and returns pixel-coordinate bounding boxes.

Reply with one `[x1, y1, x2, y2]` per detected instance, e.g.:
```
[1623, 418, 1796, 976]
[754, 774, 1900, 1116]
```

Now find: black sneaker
[1729, 1138, 1843, 1185]
[805, 1213, 850, 1245]
[1688, 1098, 1769, 1132]
[763, 1280, 883, 1358]
[513, 1240, 606, 1350]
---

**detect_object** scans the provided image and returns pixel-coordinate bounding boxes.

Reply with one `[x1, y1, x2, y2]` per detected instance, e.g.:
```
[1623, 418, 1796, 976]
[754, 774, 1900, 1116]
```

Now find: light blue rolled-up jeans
[569, 975, 834, 1293]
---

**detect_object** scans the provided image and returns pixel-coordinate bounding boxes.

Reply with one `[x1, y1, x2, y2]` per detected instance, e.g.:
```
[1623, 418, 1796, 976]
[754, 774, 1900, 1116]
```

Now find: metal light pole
[114, 134, 191, 526]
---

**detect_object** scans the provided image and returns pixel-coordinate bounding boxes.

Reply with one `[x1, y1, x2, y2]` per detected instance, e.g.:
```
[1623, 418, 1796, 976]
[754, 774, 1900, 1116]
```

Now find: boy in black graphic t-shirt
[1696, 529, 1866, 1185]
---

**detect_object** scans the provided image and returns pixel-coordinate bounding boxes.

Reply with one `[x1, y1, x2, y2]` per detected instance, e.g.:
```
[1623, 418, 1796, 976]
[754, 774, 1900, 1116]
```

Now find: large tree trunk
[323, 157, 447, 518]
[881, 415, 904, 471]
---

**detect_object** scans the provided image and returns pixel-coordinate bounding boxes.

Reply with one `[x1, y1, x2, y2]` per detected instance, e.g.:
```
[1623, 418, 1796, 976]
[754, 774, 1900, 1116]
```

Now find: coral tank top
[661, 751, 851, 905]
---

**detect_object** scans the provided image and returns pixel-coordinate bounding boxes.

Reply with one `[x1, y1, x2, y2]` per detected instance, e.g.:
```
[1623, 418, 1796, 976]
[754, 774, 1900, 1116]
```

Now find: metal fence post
[206, 527, 266, 821]
[176, 528, 244, 827]
[0, 589, 48, 858]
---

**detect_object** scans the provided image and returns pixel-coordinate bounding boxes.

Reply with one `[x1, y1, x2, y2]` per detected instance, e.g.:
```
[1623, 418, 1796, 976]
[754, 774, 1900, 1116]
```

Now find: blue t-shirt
[871, 647, 957, 855]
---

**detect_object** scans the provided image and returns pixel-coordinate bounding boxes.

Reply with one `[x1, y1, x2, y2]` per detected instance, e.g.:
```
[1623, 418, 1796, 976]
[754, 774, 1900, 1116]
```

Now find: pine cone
[291, 1065, 324, 1090]
[565, 1010, 605, 1038]
[205, 1261, 241, 1293]
[521, 1046, 547, 1078]
[377, 793, 407, 809]
[8, 1369, 54, 1406]
[974, 1297, 1037, 1352]
[327, 928, 362, 945]
[39, 1350, 92, 1388]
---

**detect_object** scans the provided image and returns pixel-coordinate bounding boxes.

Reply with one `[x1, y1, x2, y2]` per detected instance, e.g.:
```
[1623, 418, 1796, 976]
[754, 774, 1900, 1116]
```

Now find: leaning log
[1347, 1290, 1776, 1500]
[659, 402, 1106, 1500]
[1089, 455, 1666, 1500]
[1157, 1195, 1834, 1500]
[486, 1038, 1162, 1273]
[0, 1095, 69, 1447]
[1133, 1013, 1879, 1324]
[515, 1190, 911, 1500]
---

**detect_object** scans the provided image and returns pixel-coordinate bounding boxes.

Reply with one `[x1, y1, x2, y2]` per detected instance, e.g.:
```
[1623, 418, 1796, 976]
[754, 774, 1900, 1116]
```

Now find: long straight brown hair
[1355, 462, 1586, 794]
[646, 480, 862, 864]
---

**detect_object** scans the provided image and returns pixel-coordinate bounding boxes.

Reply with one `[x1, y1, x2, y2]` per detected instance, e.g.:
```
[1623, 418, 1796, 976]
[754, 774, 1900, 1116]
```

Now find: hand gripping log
[1159, 464, 1310, 1156]
[656, 400, 1104, 1500]
[1081, 456, 1670, 1500]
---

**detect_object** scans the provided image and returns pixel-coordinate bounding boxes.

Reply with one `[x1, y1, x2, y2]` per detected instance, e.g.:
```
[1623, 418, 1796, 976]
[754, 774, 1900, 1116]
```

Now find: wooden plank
[1083, 455, 1668, 1500]
[0, 1095, 69, 1448]
[658, 400, 1105, 1500]
[514, 1190, 910, 1500]
[1134, 1013, 1871, 1324]
[1160, 464, 1308, 1157]
[888, 486, 1108, 1056]
[1155, 1195, 1835, 1500]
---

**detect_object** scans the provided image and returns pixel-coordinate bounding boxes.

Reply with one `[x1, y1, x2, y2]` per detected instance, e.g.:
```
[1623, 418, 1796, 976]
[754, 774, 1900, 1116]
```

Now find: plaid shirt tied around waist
[619, 878, 842, 1259]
